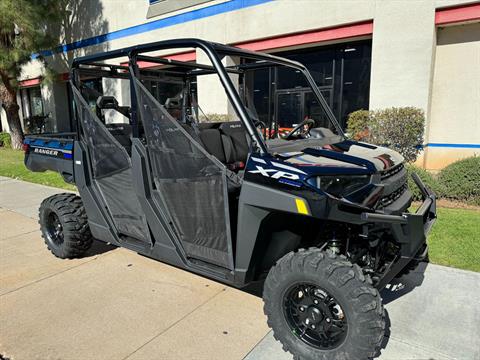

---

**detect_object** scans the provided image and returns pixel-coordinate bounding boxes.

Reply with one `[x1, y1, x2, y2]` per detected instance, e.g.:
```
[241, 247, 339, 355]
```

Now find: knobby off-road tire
[263, 248, 385, 360]
[39, 193, 93, 258]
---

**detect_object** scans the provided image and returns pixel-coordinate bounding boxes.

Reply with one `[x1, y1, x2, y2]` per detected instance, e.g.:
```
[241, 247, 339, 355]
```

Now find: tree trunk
[0, 75, 24, 149]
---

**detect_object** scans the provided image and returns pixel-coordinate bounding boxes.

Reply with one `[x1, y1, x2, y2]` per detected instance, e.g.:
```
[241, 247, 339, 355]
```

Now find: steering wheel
[283, 118, 316, 140]
[253, 119, 267, 140]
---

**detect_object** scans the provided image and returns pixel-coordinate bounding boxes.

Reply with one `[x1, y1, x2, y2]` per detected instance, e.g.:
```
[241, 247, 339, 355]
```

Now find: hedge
[406, 157, 480, 205]
[406, 164, 445, 202]
[0, 132, 12, 148]
[438, 157, 480, 205]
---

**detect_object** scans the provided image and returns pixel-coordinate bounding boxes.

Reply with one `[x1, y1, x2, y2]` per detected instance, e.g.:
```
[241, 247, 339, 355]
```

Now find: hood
[279, 140, 404, 174]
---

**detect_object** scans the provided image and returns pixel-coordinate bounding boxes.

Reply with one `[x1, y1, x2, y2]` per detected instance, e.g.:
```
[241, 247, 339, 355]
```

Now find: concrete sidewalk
[1, 177, 479, 360]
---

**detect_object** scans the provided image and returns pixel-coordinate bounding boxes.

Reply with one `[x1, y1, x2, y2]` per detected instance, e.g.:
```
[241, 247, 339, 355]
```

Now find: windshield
[216, 50, 344, 142]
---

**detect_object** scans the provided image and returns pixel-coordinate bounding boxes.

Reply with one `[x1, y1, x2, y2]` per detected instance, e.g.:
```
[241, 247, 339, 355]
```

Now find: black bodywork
[24, 39, 436, 290]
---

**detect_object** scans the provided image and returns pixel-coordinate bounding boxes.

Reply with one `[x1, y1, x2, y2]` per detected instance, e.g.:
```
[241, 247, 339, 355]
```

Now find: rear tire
[263, 248, 385, 360]
[39, 193, 93, 258]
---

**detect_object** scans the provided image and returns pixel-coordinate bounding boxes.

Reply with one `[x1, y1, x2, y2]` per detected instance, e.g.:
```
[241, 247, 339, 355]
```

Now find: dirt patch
[412, 199, 480, 211]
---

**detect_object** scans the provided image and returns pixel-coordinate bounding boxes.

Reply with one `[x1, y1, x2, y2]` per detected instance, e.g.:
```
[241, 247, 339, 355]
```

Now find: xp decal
[248, 157, 307, 181]
[248, 166, 300, 180]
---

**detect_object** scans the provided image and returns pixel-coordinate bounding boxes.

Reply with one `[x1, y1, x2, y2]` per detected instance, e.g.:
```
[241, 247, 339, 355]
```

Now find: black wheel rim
[46, 212, 64, 246]
[283, 283, 348, 350]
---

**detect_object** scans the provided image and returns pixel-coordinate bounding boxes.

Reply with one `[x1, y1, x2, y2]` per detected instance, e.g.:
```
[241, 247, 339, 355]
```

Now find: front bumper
[361, 173, 437, 289]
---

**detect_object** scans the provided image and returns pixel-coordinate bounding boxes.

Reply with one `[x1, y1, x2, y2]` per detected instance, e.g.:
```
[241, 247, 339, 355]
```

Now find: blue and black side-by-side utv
[24, 39, 436, 360]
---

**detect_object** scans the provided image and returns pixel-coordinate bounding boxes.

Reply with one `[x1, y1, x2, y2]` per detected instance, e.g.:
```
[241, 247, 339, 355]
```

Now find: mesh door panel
[72, 86, 150, 241]
[134, 78, 232, 269]
[96, 169, 150, 240]
[72, 87, 130, 179]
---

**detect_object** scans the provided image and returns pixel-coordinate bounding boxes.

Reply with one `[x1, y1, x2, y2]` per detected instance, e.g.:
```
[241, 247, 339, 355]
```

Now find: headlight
[306, 175, 370, 197]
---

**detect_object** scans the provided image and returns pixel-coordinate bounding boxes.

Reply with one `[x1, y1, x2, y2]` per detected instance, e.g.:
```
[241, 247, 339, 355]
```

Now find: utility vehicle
[24, 39, 436, 360]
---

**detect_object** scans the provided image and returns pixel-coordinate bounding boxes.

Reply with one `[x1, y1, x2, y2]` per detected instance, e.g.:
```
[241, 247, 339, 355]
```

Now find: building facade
[1, 0, 479, 169]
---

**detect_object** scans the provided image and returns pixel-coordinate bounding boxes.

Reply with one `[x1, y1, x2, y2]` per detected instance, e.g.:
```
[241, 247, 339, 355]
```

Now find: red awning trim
[234, 21, 373, 52]
[435, 3, 480, 25]
[18, 77, 42, 88]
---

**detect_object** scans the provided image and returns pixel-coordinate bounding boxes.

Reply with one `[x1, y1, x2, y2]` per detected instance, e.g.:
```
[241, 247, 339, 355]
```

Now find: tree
[0, 0, 65, 149]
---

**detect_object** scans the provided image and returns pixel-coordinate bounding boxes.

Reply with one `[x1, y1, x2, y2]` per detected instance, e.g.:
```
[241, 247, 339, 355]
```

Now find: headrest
[219, 121, 244, 133]
[96, 96, 118, 109]
[165, 97, 181, 109]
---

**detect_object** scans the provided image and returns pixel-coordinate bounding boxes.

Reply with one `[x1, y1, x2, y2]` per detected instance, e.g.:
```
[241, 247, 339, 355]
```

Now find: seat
[197, 127, 242, 192]
[105, 123, 132, 154]
[218, 122, 250, 163]
[199, 128, 227, 164]
[198, 126, 244, 172]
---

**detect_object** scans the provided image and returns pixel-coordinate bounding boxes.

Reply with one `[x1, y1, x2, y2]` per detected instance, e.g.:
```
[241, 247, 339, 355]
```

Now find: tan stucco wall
[369, 1, 436, 114]
[424, 22, 480, 170]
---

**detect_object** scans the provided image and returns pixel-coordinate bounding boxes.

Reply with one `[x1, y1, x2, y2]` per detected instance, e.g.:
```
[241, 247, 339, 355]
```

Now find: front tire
[39, 193, 93, 259]
[263, 248, 385, 360]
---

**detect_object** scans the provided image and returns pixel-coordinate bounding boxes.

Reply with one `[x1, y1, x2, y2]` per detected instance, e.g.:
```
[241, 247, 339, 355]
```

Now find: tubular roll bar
[71, 38, 346, 152]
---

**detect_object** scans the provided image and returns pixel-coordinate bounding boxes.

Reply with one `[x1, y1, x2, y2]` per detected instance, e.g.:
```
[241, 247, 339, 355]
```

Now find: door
[276, 91, 303, 130]
[72, 85, 151, 244]
[275, 88, 332, 131]
[133, 78, 235, 270]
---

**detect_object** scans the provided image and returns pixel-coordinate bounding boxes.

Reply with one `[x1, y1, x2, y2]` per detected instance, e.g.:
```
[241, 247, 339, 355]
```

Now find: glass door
[274, 88, 333, 133]
[275, 91, 303, 130]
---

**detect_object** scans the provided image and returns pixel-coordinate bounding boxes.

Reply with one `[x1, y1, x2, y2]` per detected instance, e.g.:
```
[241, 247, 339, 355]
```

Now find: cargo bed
[24, 133, 76, 183]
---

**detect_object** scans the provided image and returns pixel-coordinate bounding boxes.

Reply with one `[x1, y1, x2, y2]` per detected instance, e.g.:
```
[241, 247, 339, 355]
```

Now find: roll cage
[70, 38, 345, 151]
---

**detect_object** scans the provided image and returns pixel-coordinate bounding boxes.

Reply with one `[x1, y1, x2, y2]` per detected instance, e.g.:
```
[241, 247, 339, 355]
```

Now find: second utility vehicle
[24, 39, 436, 360]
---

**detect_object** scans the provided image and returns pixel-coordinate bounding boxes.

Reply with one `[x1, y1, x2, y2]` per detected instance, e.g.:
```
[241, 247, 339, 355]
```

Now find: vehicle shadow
[374, 261, 429, 357]
[242, 279, 265, 298]
[84, 239, 117, 257]
[381, 261, 428, 305]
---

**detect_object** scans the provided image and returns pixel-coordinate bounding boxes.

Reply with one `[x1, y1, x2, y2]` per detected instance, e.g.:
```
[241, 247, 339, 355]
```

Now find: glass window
[283, 49, 335, 87]
[252, 68, 270, 124]
[28, 87, 44, 117]
[82, 78, 103, 110]
[276, 91, 303, 128]
[251, 40, 372, 131]
[147, 0, 212, 18]
[21, 86, 46, 134]
[276, 66, 308, 90]
[340, 44, 372, 127]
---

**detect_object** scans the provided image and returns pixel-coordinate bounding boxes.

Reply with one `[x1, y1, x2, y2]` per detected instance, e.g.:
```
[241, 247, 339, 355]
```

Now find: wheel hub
[307, 306, 323, 324]
[283, 283, 348, 350]
[46, 212, 64, 246]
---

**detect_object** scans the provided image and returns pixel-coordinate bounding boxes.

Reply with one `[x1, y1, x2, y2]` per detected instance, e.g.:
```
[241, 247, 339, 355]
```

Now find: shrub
[199, 113, 234, 122]
[438, 157, 480, 205]
[346, 110, 372, 141]
[347, 107, 425, 162]
[406, 164, 444, 201]
[0, 132, 12, 148]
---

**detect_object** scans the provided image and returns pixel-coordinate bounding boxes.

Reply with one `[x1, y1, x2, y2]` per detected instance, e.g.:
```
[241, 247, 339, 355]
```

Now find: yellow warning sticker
[295, 198, 309, 215]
